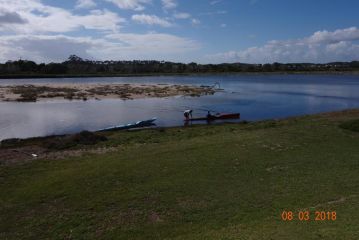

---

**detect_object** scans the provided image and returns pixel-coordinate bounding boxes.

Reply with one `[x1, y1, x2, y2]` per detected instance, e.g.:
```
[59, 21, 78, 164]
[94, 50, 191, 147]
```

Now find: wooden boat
[98, 118, 157, 132]
[185, 113, 240, 121]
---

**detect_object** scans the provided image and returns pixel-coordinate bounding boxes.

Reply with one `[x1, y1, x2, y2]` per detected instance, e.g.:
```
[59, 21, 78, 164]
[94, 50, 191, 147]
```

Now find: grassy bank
[1, 110, 359, 239]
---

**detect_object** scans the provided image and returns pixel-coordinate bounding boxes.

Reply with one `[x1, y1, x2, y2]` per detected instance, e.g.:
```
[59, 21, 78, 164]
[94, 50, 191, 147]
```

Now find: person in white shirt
[184, 109, 193, 120]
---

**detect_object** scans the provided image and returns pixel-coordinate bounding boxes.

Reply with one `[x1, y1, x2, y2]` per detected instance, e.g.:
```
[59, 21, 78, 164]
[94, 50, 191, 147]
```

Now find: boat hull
[98, 118, 157, 132]
[185, 113, 240, 121]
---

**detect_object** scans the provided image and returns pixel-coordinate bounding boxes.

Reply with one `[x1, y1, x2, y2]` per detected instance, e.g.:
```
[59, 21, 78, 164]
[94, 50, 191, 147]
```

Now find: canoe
[185, 113, 240, 121]
[98, 117, 157, 132]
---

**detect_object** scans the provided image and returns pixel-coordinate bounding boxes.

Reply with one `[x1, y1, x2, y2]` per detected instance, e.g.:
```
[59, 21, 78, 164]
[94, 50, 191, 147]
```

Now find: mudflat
[0, 83, 215, 102]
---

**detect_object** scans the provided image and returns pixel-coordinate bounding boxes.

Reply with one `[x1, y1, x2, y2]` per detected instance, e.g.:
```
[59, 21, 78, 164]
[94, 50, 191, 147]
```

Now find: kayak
[98, 117, 157, 131]
[185, 113, 240, 121]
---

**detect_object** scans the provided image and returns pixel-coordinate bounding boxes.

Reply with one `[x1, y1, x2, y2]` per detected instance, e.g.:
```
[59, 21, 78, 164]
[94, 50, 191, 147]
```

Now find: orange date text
[281, 211, 336, 221]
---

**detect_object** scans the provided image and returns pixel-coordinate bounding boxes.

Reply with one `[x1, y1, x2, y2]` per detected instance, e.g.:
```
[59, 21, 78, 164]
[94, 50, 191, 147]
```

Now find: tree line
[0, 55, 358, 76]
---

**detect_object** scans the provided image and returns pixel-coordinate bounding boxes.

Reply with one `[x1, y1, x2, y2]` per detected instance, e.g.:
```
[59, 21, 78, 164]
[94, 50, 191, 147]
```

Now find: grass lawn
[1, 109, 359, 239]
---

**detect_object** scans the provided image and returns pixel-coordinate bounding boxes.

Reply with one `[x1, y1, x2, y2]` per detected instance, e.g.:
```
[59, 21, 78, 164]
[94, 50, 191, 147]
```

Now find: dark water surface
[1, 74, 359, 140]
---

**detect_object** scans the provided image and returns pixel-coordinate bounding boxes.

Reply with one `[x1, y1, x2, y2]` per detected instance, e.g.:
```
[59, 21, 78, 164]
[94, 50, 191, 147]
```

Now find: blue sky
[0, 0, 358, 63]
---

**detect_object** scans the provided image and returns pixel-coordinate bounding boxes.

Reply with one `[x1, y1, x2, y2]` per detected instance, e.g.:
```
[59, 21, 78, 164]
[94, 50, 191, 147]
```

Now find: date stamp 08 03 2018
[281, 211, 337, 221]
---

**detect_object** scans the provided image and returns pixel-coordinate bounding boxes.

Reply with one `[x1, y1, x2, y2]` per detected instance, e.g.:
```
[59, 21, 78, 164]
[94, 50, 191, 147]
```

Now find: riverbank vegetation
[1, 55, 359, 78]
[1, 109, 359, 239]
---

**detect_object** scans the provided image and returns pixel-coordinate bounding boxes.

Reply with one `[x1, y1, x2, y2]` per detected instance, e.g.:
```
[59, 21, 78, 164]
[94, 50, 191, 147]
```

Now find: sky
[0, 0, 358, 64]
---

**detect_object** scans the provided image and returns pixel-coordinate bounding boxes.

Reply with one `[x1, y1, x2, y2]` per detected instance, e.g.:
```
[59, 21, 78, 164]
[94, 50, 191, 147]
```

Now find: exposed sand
[0, 83, 215, 102]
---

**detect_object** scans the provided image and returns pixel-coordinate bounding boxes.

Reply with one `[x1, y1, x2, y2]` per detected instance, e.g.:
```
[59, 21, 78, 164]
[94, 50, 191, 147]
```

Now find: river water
[1, 74, 359, 140]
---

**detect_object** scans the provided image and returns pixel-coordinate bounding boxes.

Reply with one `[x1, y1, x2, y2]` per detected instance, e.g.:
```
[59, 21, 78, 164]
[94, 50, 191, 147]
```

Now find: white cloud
[0, 33, 200, 62]
[0, 35, 96, 62]
[0, 0, 125, 33]
[75, 0, 97, 9]
[199, 10, 227, 16]
[161, 0, 177, 10]
[191, 18, 200, 25]
[210, 0, 223, 5]
[173, 12, 191, 19]
[308, 27, 359, 44]
[103, 32, 200, 59]
[220, 23, 227, 28]
[0, 0, 201, 63]
[132, 14, 172, 27]
[24, 9, 124, 33]
[105, 0, 151, 11]
[205, 27, 359, 63]
[0, 9, 27, 24]
[106, 32, 198, 49]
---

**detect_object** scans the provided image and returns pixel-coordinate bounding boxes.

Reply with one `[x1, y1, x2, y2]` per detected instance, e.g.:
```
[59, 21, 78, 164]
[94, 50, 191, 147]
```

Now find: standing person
[184, 109, 193, 120]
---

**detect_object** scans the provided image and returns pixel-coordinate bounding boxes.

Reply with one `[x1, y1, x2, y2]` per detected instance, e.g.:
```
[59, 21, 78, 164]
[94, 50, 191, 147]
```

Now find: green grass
[1, 110, 359, 239]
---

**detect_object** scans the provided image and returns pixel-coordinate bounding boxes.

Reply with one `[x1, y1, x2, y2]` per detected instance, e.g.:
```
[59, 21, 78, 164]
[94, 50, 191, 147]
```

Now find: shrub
[339, 119, 359, 132]
[44, 131, 107, 150]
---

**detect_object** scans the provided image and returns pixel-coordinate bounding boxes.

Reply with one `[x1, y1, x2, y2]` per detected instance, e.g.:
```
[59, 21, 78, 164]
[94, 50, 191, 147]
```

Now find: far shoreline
[1, 71, 359, 80]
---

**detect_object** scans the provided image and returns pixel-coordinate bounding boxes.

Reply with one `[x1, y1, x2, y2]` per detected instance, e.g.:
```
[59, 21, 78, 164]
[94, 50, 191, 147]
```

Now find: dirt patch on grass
[265, 165, 289, 172]
[0, 146, 46, 165]
[0, 146, 117, 166]
[177, 197, 209, 210]
[0, 131, 114, 166]
[148, 211, 163, 223]
[312, 109, 359, 122]
[303, 195, 358, 211]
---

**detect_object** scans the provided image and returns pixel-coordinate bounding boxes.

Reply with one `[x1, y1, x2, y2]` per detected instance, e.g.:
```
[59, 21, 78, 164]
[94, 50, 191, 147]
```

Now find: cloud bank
[207, 27, 359, 63]
[162, 0, 177, 10]
[105, 0, 151, 11]
[132, 14, 172, 27]
[0, 33, 200, 63]
[0, 0, 357, 64]
[0, 0, 200, 63]
[75, 0, 97, 9]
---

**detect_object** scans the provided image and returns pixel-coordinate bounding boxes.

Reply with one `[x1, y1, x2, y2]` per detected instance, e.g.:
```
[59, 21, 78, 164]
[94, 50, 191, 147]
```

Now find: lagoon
[1, 74, 359, 140]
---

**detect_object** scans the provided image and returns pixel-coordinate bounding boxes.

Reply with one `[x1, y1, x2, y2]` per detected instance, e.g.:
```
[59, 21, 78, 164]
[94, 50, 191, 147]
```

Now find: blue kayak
[98, 117, 157, 132]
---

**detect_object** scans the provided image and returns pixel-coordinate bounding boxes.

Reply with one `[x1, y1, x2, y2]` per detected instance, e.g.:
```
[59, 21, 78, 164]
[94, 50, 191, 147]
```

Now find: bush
[71, 131, 107, 145]
[17, 92, 37, 102]
[0, 138, 21, 147]
[44, 131, 107, 150]
[339, 119, 359, 132]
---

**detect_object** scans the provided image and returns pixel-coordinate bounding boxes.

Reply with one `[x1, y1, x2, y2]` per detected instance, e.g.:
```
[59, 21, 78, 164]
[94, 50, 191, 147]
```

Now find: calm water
[1, 74, 359, 140]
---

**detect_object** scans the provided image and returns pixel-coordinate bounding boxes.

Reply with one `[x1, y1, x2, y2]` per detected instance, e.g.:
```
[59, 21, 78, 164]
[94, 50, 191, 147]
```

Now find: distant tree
[16, 60, 37, 72]
[67, 55, 84, 62]
[263, 64, 272, 72]
[272, 62, 281, 71]
[0, 54, 358, 76]
[44, 63, 68, 74]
